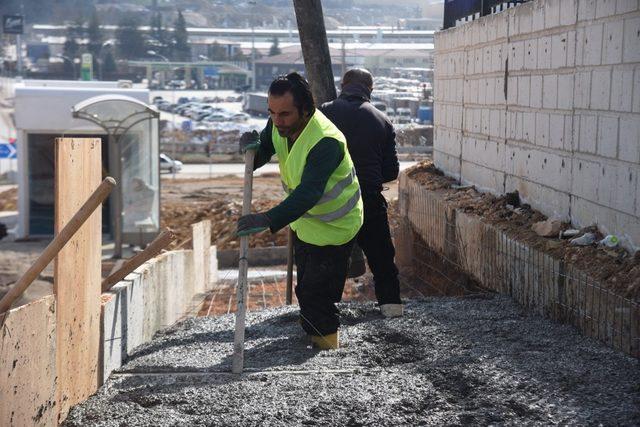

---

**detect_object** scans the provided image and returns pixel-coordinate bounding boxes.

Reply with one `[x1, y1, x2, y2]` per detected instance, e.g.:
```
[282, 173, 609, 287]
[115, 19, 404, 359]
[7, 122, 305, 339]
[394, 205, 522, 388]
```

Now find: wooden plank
[54, 138, 102, 422]
[0, 296, 57, 426]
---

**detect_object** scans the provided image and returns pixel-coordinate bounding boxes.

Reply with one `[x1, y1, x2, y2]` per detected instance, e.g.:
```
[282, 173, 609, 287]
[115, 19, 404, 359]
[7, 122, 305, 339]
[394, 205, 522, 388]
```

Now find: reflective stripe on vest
[281, 166, 356, 205]
[302, 187, 361, 222]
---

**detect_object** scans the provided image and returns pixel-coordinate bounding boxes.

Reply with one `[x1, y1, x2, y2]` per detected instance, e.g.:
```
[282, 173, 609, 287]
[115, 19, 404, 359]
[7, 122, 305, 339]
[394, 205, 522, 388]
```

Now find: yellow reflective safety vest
[272, 109, 363, 246]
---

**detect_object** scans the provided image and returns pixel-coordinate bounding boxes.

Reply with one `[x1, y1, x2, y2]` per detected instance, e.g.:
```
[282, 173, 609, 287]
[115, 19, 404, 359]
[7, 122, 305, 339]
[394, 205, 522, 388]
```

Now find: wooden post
[54, 138, 104, 422]
[101, 229, 176, 292]
[286, 227, 294, 305]
[232, 148, 256, 374]
[0, 176, 115, 314]
[293, 0, 337, 105]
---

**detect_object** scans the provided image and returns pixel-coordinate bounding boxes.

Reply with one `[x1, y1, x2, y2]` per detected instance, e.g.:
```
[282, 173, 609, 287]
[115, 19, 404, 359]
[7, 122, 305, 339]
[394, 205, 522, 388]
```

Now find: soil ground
[64, 296, 640, 426]
[405, 161, 640, 302]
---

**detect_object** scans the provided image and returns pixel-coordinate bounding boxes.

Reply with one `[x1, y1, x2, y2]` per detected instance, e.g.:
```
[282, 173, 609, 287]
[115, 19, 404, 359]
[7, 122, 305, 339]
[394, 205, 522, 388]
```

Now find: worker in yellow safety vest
[237, 72, 363, 350]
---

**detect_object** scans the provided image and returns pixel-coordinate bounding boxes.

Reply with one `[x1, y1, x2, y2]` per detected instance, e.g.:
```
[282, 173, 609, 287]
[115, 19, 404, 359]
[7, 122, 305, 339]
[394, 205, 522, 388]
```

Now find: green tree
[87, 10, 103, 73]
[115, 16, 147, 60]
[150, 12, 171, 58]
[172, 10, 190, 61]
[268, 37, 281, 56]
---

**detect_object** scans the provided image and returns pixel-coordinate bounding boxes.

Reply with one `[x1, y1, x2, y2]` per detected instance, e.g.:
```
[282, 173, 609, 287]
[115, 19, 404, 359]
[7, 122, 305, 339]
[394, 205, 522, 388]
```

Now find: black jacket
[320, 83, 399, 194]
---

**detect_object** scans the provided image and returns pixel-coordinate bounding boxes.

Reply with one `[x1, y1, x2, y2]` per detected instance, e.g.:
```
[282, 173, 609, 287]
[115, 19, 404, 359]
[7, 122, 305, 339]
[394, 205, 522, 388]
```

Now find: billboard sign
[3, 15, 23, 34]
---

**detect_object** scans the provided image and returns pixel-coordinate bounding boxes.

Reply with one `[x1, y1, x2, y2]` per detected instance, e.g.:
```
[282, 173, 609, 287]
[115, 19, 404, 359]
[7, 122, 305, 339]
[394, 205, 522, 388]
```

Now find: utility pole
[292, 0, 336, 104]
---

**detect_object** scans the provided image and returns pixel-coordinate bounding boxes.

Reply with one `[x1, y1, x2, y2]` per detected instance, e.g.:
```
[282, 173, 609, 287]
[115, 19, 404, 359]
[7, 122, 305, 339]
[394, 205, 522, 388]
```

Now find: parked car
[160, 153, 183, 173]
[395, 107, 412, 124]
[202, 112, 230, 122]
[229, 112, 250, 122]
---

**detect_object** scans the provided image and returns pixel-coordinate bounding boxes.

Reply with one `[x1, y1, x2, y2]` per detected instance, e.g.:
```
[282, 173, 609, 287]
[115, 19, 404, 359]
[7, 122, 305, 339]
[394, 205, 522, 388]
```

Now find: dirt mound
[406, 161, 640, 301]
[0, 187, 17, 211]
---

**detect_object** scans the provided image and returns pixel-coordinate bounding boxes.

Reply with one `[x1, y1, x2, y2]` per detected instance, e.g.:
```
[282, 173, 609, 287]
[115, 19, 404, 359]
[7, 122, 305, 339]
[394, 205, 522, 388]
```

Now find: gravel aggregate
[65, 295, 640, 426]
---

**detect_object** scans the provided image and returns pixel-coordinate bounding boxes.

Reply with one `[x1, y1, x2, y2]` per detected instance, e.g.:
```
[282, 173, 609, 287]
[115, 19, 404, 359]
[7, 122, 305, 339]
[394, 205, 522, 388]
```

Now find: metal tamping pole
[231, 147, 256, 374]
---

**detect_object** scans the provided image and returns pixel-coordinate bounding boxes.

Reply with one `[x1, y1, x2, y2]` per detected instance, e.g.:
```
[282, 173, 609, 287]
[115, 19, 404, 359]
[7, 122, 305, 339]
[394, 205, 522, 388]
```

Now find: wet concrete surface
[65, 295, 640, 426]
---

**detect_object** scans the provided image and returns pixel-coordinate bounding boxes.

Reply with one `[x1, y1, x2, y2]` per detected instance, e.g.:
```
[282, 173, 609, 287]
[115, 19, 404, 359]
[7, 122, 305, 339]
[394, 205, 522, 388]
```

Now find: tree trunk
[292, 0, 337, 105]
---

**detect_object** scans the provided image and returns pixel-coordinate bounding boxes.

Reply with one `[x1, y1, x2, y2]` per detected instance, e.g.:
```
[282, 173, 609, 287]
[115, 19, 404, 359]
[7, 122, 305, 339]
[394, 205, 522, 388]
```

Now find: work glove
[237, 213, 271, 236]
[239, 130, 260, 153]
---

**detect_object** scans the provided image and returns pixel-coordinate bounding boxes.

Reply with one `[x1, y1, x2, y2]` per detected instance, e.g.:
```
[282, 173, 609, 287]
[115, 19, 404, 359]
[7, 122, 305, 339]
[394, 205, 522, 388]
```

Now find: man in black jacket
[321, 68, 403, 318]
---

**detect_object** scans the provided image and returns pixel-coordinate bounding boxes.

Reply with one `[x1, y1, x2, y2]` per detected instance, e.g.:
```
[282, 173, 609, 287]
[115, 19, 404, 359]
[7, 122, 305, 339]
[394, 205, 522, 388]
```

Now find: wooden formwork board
[54, 138, 102, 421]
[0, 296, 57, 426]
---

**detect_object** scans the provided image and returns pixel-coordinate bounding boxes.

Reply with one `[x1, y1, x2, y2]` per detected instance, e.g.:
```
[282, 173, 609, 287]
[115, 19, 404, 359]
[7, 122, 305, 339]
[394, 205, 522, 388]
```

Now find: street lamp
[56, 54, 76, 79]
[147, 49, 178, 180]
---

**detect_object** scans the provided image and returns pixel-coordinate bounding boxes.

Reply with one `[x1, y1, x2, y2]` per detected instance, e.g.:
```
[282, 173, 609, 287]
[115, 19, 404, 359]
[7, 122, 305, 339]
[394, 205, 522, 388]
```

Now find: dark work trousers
[294, 233, 355, 336]
[357, 191, 401, 305]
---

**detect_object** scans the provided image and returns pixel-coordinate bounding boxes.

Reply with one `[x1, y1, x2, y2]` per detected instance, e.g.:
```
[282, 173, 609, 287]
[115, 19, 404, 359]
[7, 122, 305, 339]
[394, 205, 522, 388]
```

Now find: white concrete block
[462, 137, 505, 171]
[518, 75, 531, 107]
[523, 111, 536, 142]
[596, 0, 617, 18]
[575, 28, 585, 66]
[572, 114, 581, 151]
[532, 1, 546, 32]
[543, 74, 558, 109]
[516, 112, 525, 141]
[525, 39, 538, 70]
[611, 163, 637, 214]
[466, 50, 475, 75]
[551, 33, 568, 69]
[506, 111, 517, 139]
[571, 158, 600, 200]
[590, 68, 611, 110]
[567, 30, 577, 67]
[495, 77, 505, 105]
[490, 109, 501, 138]
[519, 5, 534, 35]
[493, 43, 505, 73]
[481, 109, 490, 135]
[634, 67, 640, 113]
[434, 150, 461, 178]
[507, 145, 572, 192]
[531, 75, 543, 108]
[545, 0, 561, 28]
[507, 76, 518, 105]
[557, 73, 574, 110]
[549, 113, 566, 150]
[475, 48, 483, 75]
[579, 114, 598, 153]
[537, 36, 552, 70]
[617, 0, 639, 14]
[478, 77, 487, 105]
[561, 0, 578, 26]
[511, 40, 525, 71]
[597, 115, 619, 158]
[619, 115, 640, 162]
[564, 115, 574, 151]
[574, 71, 591, 109]
[578, 0, 597, 21]
[583, 23, 604, 66]
[483, 46, 492, 74]
[505, 174, 571, 220]
[474, 108, 482, 133]
[603, 21, 624, 65]
[486, 78, 496, 105]
[611, 67, 635, 112]
[461, 160, 505, 193]
[536, 112, 550, 147]
[623, 17, 640, 63]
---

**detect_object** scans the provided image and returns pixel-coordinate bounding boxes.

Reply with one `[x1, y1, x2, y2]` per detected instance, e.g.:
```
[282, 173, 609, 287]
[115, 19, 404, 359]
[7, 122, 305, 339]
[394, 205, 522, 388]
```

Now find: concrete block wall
[101, 244, 217, 381]
[434, 0, 640, 250]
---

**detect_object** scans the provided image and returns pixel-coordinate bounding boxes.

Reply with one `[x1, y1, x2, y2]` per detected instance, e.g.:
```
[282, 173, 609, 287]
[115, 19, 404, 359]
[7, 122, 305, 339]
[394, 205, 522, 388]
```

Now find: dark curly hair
[268, 72, 315, 117]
